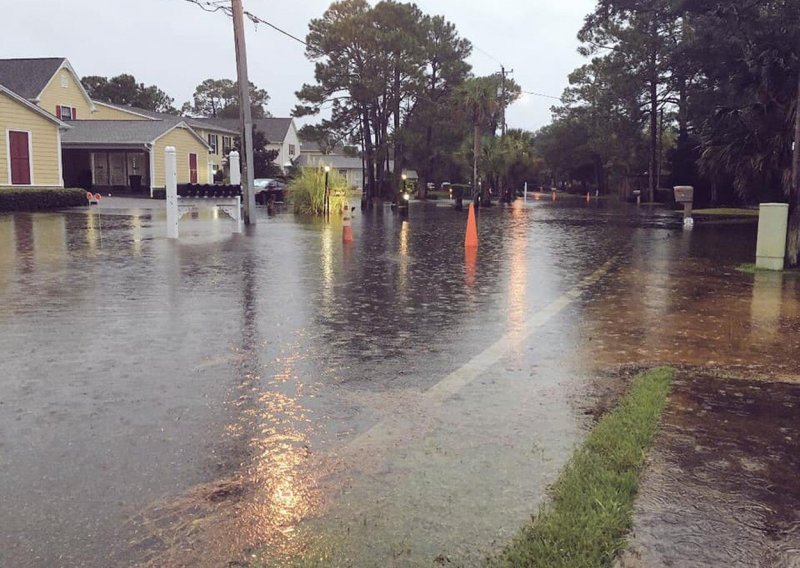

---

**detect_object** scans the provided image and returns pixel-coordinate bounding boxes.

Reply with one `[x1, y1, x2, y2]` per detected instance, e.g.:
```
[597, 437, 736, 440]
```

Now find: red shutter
[55, 105, 62, 119]
[9, 131, 31, 185]
[189, 153, 198, 184]
[72, 107, 77, 120]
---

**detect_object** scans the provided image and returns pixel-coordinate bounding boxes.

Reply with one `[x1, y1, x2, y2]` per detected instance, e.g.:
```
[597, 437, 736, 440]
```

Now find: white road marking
[349, 255, 620, 446]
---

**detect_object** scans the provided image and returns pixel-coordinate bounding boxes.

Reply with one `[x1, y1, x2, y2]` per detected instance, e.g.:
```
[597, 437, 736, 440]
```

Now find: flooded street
[1, 199, 797, 566]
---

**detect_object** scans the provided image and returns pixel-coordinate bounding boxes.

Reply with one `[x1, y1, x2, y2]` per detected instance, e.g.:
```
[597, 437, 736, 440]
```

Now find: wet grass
[693, 207, 759, 216]
[736, 263, 800, 275]
[494, 366, 675, 568]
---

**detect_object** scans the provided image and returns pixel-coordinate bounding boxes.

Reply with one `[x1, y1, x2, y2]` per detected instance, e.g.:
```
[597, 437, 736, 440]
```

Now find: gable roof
[191, 117, 293, 143]
[91, 101, 240, 135]
[0, 83, 70, 128]
[61, 120, 210, 149]
[0, 57, 65, 99]
[92, 100, 160, 120]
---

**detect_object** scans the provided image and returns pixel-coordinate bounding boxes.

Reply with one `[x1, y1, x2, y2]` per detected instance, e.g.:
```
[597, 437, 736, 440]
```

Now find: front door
[189, 153, 198, 184]
[109, 153, 126, 186]
[8, 131, 31, 185]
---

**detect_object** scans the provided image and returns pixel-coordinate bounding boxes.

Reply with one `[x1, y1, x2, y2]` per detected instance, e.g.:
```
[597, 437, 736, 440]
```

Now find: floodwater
[0, 197, 795, 567]
[618, 373, 800, 568]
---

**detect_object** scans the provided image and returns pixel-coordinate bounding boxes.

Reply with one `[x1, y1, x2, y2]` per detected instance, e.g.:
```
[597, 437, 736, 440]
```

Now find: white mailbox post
[165, 146, 179, 239]
[229, 150, 241, 186]
[164, 146, 242, 239]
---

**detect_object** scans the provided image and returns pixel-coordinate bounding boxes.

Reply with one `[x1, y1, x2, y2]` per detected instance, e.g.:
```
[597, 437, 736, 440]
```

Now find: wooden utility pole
[231, 0, 257, 225]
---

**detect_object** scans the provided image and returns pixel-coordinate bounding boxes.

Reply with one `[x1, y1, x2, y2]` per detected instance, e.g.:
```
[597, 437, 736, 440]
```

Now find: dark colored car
[254, 178, 286, 205]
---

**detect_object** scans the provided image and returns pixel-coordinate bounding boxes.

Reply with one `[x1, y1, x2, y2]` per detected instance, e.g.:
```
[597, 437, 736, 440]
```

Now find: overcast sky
[2, 0, 595, 131]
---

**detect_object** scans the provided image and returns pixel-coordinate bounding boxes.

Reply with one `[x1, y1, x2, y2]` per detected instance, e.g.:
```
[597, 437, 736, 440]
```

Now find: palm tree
[454, 77, 500, 204]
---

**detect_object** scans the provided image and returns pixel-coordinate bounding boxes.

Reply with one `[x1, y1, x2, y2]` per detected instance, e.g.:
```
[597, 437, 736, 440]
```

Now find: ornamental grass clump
[288, 166, 350, 216]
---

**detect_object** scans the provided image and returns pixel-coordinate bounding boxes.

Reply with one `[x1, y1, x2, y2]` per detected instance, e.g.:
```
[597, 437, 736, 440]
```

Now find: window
[60, 73, 68, 88]
[56, 105, 75, 120]
[222, 136, 232, 154]
[208, 133, 219, 154]
[288, 144, 296, 157]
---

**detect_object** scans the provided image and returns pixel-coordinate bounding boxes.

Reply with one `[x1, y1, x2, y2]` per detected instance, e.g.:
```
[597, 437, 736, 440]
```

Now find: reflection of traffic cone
[342, 207, 354, 243]
[464, 202, 478, 247]
[465, 245, 477, 288]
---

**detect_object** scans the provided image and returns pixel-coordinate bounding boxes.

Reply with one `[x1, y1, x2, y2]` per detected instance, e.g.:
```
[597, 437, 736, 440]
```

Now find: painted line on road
[348, 255, 620, 447]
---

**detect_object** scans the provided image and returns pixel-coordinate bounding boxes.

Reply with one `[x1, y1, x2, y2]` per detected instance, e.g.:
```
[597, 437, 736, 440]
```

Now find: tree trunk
[786, 72, 800, 267]
[362, 110, 376, 208]
[648, 20, 658, 204]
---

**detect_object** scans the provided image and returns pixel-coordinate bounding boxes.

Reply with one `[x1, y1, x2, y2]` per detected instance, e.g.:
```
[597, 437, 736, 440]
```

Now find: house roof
[297, 154, 418, 178]
[0, 57, 66, 99]
[298, 154, 363, 170]
[191, 117, 293, 143]
[92, 101, 240, 135]
[61, 120, 209, 149]
[0, 83, 70, 128]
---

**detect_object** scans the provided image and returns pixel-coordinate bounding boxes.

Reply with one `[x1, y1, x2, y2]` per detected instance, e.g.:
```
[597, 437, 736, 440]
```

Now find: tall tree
[183, 79, 270, 118]
[579, 0, 682, 202]
[296, 0, 472, 206]
[453, 74, 520, 204]
[81, 74, 177, 113]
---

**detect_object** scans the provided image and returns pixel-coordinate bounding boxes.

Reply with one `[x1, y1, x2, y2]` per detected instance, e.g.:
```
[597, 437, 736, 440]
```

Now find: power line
[522, 90, 563, 101]
[183, 1, 564, 104]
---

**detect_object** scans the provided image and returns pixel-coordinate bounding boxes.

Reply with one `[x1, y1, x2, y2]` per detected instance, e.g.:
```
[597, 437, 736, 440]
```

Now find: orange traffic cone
[464, 202, 478, 247]
[342, 207, 353, 243]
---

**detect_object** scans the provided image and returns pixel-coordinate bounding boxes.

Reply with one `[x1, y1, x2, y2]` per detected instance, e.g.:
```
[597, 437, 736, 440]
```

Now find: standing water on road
[0, 200, 768, 566]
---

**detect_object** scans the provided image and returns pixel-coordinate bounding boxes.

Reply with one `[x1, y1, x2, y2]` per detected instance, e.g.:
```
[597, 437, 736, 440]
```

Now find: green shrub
[0, 188, 88, 211]
[151, 187, 166, 200]
[288, 167, 350, 216]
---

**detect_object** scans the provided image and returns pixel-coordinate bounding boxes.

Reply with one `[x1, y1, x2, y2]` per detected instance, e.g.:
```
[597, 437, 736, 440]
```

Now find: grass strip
[736, 263, 800, 275]
[495, 366, 675, 568]
[692, 208, 759, 216]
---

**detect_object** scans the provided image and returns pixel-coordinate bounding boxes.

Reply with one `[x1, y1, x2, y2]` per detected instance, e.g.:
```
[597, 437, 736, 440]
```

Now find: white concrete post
[165, 146, 179, 239]
[229, 150, 241, 186]
[756, 203, 789, 270]
[524, 181, 528, 200]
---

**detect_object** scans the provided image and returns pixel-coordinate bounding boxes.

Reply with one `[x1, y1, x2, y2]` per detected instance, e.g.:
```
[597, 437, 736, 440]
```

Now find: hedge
[0, 188, 88, 211]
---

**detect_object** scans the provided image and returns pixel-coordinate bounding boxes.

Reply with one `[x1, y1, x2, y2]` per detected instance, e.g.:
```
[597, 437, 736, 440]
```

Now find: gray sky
[2, 0, 595, 131]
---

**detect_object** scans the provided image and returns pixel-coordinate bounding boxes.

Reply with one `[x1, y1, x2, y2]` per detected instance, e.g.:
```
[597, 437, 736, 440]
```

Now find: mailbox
[674, 186, 694, 203]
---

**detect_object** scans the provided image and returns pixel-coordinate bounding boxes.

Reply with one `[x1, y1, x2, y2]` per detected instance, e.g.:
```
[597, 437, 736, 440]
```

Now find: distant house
[192, 117, 301, 173]
[297, 138, 417, 190]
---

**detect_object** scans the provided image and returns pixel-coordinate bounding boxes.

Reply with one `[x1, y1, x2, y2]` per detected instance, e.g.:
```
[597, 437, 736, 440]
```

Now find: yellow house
[0, 84, 69, 188]
[61, 120, 212, 193]
[0, 57, 237, 193]
[90, 101, 239, 183]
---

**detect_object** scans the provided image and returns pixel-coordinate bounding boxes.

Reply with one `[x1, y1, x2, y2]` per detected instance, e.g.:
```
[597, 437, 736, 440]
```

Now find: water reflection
[507, 202, 528, 342]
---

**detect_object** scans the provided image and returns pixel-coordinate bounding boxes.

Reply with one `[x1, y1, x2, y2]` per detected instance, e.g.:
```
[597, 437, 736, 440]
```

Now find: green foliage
[496, 367, 675, 568]
[288, 167, 350, 216]
[0, 188, 88, 211]
[81, 74, 176, 113]
[182, 78, 270, 118]
[296, 1, 473, 201]
[234, 127, 281, 178]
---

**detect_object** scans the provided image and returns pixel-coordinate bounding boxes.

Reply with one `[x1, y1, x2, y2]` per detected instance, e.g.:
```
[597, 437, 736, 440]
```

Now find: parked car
[253, 178, 286, 205]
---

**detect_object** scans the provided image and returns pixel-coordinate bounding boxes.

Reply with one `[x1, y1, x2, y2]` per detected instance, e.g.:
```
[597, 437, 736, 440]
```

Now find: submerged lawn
[496, 367, 676, 568]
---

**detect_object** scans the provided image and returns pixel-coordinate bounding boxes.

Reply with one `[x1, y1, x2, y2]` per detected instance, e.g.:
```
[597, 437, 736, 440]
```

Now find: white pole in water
[229, 150, 241, 186]
[524, 181, 528, 200]
[166, 146, 179, 239]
